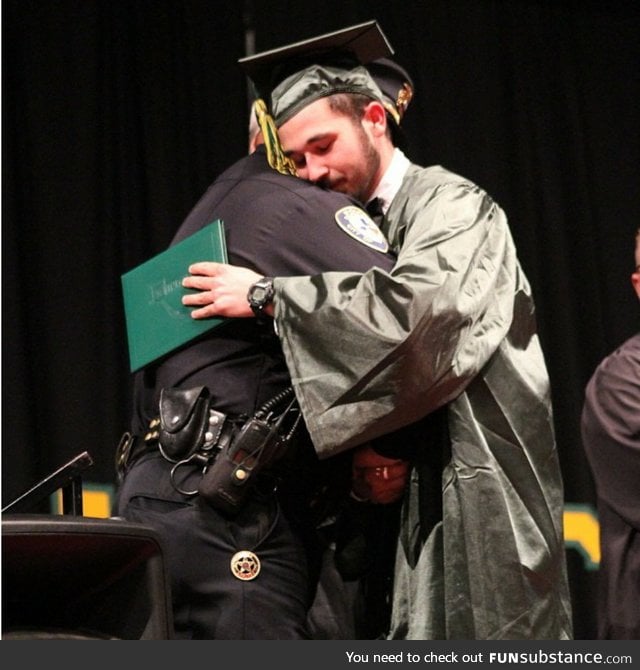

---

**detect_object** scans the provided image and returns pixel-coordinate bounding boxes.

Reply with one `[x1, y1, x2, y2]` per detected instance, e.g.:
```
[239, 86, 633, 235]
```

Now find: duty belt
[115, 385, 302, 517]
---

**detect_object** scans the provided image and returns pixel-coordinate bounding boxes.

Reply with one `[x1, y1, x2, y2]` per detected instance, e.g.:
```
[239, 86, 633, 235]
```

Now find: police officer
[113, 97, 399, 638]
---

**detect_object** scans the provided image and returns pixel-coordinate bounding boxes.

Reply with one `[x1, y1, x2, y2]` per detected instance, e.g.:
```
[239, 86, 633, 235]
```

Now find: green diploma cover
[121, 221, 228, 371]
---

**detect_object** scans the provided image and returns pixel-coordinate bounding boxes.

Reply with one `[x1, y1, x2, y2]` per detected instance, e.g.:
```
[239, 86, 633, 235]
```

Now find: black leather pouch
[158, 386, 211, 462]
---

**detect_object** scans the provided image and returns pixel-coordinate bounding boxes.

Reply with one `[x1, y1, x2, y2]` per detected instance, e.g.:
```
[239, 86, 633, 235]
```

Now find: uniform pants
[114, 452, 311, 639]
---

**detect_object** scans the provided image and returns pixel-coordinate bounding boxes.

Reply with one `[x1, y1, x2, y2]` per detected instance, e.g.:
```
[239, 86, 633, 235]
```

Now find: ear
[632, 271, 640, 300]
[362, 101, 388, 136]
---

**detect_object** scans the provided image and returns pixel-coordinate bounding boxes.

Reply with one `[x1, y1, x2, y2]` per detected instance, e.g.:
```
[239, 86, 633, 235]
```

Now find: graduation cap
[239, 20, 395, 125]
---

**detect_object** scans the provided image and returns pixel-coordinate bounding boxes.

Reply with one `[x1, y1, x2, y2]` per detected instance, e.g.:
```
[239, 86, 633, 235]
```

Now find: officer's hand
[351, 444, 409, 505]
[182, 262, 262, 318]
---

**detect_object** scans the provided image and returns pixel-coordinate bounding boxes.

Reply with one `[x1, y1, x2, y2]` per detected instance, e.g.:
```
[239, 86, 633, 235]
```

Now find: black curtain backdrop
[3, 0, 639, 639]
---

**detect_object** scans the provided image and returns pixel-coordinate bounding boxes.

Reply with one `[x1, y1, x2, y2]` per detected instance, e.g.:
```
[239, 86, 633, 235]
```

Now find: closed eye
[313, 140, 332, 154]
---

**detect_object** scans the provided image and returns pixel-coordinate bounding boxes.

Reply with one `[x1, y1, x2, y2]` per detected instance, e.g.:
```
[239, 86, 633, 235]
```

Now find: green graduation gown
[273, 164, 573, 639]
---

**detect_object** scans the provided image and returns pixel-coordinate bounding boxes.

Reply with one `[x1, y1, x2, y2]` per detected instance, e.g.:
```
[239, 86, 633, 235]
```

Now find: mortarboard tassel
[253, 99, 298, 177]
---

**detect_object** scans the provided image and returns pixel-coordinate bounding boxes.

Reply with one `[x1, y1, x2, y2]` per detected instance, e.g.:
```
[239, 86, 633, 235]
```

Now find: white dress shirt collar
[367, 148, 410, 214]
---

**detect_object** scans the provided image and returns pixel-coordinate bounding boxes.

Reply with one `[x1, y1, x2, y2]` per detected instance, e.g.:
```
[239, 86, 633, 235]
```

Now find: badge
[335, 206, 389, 252]
[230, 550, 261, 581]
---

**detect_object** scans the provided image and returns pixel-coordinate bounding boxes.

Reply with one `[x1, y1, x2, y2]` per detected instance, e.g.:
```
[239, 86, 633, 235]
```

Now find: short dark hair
[327, 93, 394, 141]
[327, 92, 369, 118]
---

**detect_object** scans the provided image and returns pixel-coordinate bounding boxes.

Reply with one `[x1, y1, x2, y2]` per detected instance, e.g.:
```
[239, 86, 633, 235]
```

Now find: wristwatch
[247, 276, 275, 317]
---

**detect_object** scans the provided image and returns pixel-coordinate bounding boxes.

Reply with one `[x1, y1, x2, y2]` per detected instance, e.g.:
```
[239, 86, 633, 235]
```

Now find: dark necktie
[365, 197, 384, 225]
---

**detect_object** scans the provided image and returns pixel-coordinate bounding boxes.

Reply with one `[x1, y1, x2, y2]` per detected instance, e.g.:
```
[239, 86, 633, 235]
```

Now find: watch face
[248, 278, 274, 313]
[252, 287, 268, 302]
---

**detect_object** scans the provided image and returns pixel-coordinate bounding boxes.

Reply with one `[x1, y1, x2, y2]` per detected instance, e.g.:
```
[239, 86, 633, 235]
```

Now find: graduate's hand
[182, 262, 263, 318]
[351, 444, 409, 505]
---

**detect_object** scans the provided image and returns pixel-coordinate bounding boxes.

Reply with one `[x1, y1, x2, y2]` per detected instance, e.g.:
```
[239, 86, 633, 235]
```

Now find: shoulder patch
[334, 206, 389, 253]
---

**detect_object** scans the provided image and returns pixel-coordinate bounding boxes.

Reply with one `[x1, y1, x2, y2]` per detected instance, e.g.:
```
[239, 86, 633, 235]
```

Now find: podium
[2, 452, 174, 639]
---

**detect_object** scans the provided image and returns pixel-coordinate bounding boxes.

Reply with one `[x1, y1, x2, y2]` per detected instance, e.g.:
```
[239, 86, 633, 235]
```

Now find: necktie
[365, 198, 384, 225]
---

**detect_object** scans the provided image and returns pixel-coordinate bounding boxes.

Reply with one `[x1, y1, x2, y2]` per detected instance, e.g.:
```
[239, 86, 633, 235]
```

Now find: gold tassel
[253, 99, 298, 177]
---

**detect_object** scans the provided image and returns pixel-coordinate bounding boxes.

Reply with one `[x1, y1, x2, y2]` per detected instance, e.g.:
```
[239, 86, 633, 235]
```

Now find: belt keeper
[202, 409, 227, 452]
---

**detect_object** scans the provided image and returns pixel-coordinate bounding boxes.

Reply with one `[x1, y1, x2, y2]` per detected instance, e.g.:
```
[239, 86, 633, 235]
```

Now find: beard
[316, 122, 381, 203]
[351, 124, 381, 204]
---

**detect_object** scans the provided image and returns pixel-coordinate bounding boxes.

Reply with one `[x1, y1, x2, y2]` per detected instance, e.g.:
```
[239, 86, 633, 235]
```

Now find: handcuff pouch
[158, 385, 211, 461]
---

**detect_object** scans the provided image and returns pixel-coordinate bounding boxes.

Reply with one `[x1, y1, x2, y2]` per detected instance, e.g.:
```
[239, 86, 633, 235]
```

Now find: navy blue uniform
[115, 146, 394, 639]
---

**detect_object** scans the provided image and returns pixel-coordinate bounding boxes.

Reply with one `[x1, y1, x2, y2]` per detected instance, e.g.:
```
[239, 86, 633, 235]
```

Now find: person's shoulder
[602, 332, 640, 370]
[215, 150, 266, 179]
[212, 148, 359, 209]
[623, 331, 640, 351]
[255, 166, 358, 207]
[588, 332, 640, 390]
[405, 163, 475, 188]
[206, 152, 305, 200]
[583, 331, 640, 438]
[398, 163, 501, 213]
